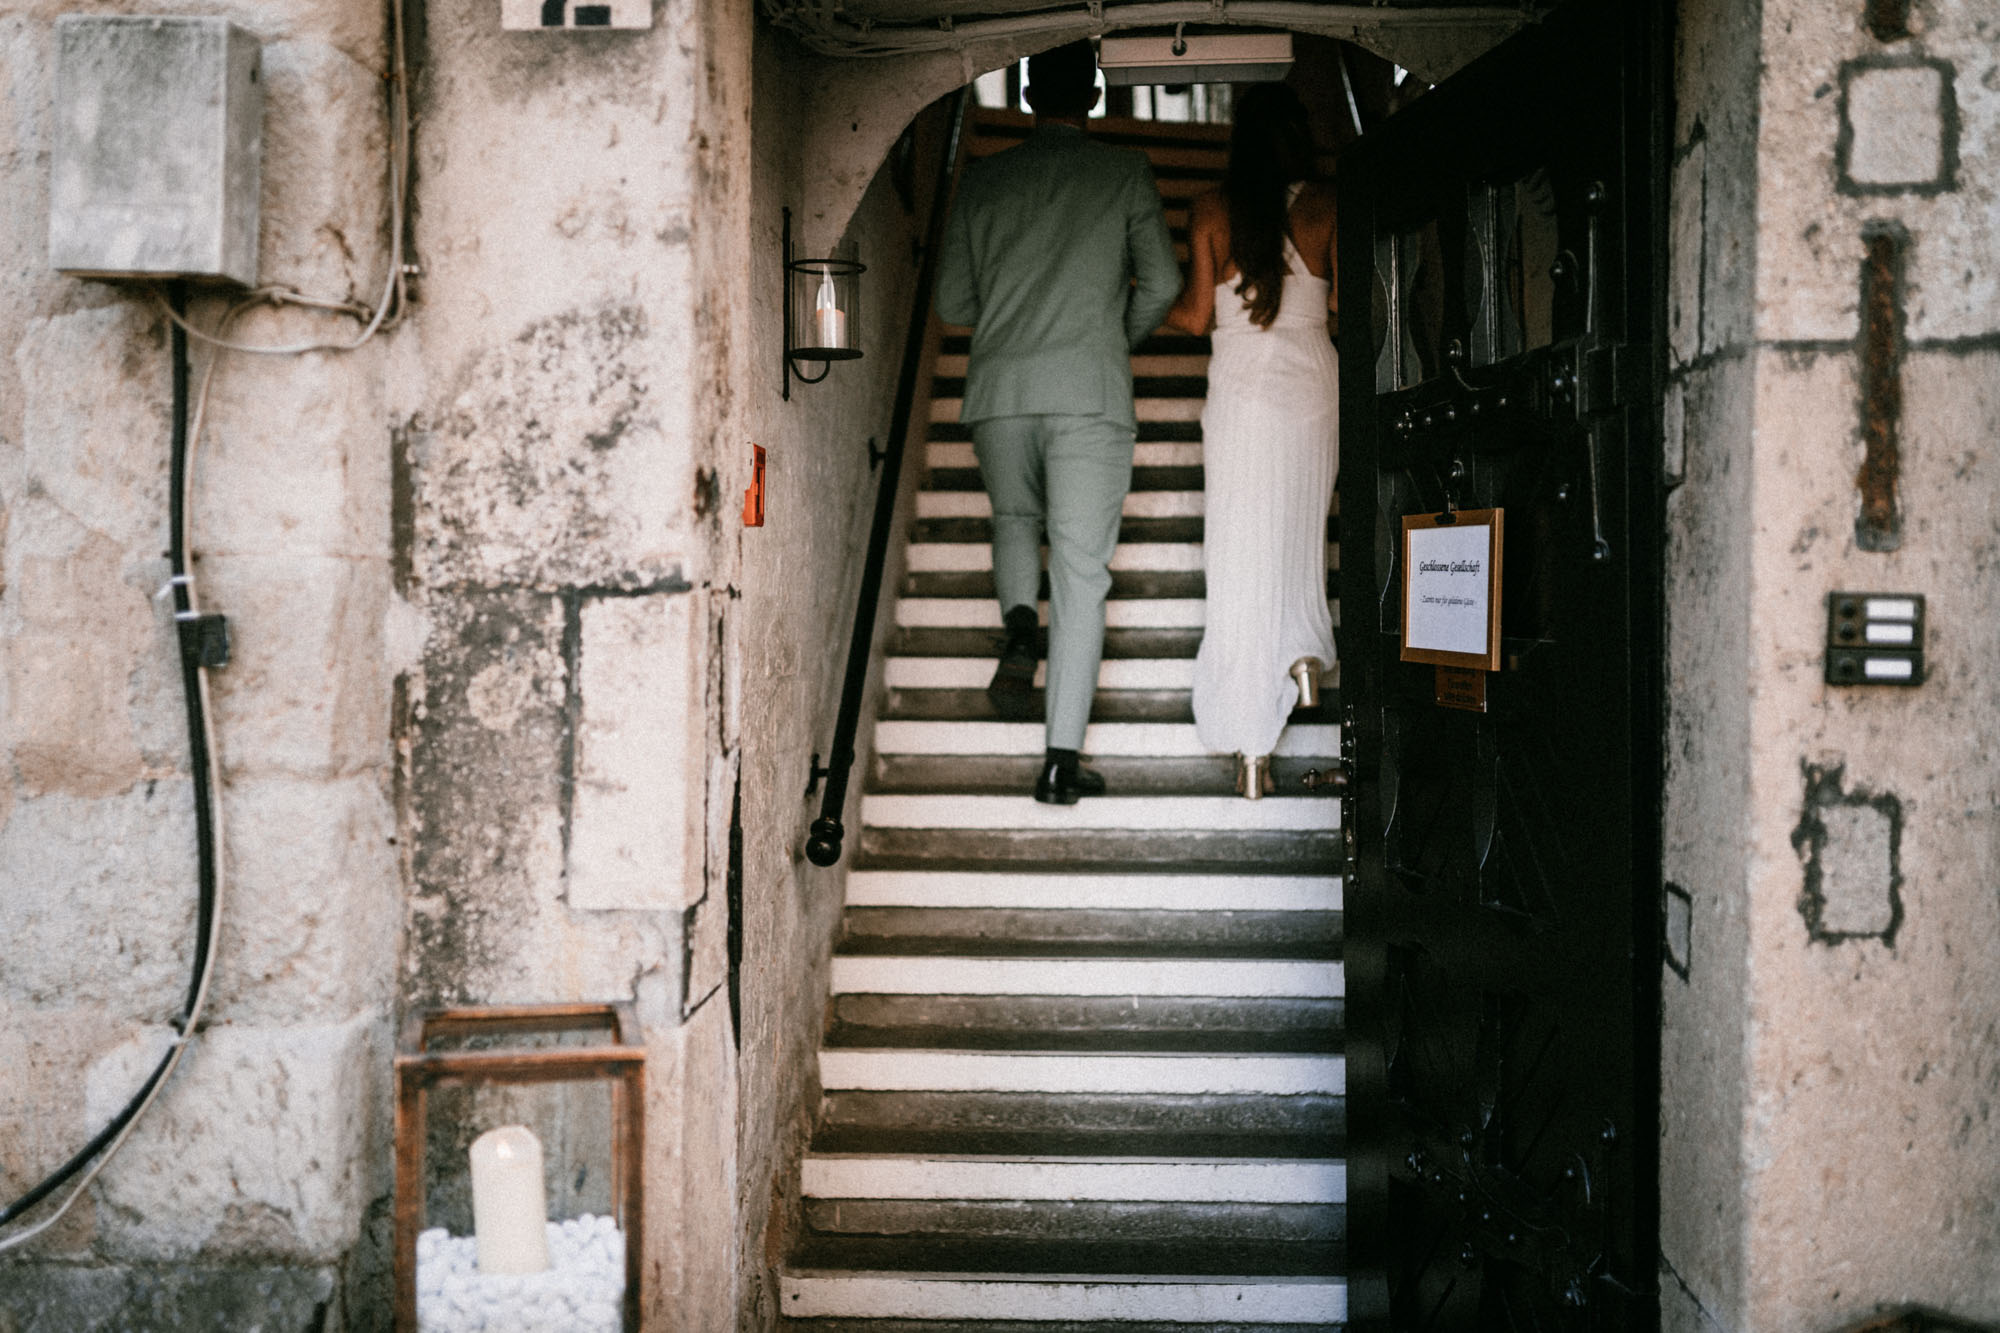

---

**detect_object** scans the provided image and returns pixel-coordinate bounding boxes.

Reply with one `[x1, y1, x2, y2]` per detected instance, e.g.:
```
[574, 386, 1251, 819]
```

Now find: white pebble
[415, 1217, 627, 1333]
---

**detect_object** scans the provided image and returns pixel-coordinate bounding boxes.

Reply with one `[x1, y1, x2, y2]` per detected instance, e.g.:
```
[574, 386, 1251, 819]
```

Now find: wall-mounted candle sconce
[783, 206, 864, 399]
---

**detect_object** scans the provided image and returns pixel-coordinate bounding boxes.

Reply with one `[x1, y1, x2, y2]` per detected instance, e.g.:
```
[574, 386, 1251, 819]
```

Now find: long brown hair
[1224, 84, 1318, 329]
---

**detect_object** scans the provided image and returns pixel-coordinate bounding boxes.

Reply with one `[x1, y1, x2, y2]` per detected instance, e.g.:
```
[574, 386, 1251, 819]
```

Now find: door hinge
[1579, 342, 1631, 415]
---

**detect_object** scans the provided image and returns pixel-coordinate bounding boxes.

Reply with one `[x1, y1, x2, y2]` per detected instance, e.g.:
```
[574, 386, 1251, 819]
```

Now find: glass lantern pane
[790, 260, 862, 360]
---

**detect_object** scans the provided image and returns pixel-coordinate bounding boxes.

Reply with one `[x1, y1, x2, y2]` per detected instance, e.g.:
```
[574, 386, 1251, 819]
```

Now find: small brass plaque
[1434, 665, 1488, 713]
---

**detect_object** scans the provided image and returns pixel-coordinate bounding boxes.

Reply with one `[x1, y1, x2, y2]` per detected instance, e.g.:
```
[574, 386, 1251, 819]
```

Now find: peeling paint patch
[419, 303, 682, 590]
[1792, 761, 1905, 945]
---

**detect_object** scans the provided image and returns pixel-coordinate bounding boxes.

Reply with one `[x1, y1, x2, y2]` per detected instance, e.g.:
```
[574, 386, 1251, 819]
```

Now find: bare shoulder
[1292, 179, 1338, 217]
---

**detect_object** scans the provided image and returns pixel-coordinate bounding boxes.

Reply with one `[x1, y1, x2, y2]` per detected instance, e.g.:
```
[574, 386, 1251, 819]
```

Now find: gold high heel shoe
[1236, 753, 1274, 800]
[1290, 656, 1326, 710]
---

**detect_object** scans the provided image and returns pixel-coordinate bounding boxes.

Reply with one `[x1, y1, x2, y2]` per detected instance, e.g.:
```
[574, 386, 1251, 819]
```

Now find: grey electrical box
[50, 16, 263, 286]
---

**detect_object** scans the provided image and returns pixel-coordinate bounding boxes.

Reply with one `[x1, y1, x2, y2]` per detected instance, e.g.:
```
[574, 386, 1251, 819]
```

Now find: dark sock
[1044, 746, 1078, 773]
[1003, 604, 1037, 637]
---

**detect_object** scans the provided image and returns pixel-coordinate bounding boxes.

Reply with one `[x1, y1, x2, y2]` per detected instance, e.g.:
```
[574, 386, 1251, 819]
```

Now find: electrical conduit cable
[0, 285, 228, 1248]
[0, 0, 416, 1242]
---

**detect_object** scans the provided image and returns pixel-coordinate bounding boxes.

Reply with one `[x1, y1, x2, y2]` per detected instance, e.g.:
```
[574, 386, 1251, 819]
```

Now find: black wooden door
[1335, 3, 1664, 1328]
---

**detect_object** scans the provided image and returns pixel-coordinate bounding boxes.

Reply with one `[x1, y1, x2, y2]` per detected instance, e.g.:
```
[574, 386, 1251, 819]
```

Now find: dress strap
[1281, 181, 1307, 274]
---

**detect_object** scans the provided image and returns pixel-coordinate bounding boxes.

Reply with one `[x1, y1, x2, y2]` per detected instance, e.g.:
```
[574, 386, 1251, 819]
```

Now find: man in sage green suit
[934, 40, 1181, 804]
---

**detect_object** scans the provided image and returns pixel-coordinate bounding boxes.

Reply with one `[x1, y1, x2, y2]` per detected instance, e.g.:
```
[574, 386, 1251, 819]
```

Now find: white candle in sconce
[814, 269, 846, 350]
[469, 1124, 550, 1276]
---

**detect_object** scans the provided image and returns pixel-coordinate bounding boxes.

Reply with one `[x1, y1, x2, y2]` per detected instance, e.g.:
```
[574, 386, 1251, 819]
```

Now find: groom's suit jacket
[934, 123, 1180, 431]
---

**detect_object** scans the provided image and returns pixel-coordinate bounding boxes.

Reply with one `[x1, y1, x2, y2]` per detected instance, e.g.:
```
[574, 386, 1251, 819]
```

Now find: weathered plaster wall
[1659, 0, 1763, 1326]
[391, 5, 932, 1329]
[729, 29, 944, 1324]
[1664, 0, 2000, 1328]
[389, 1, 749, 1326]
[0, 0, 399, 1325]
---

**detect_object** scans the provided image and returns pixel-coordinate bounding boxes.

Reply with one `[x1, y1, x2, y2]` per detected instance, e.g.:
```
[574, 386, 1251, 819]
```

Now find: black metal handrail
[806, 88, 971, 868]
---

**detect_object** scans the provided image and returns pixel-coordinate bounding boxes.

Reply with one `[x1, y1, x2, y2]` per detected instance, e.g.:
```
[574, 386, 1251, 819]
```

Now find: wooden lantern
[393, 1002, 645, 1331]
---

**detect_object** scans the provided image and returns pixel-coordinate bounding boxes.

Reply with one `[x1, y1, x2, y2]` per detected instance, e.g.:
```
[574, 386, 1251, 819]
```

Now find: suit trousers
[972, 413, 1136, 751]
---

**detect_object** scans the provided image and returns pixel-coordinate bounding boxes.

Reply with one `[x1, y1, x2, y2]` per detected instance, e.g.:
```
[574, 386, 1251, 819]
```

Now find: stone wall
[1, 0, 931, 1325]
[1662, 0, 2000, 1327]
[728, 32, 949, 1323]
[0, 1, 399, 1326]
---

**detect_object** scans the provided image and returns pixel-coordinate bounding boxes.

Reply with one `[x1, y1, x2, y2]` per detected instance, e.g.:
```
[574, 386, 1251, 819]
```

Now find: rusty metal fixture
[1856, 224, 1907, 551]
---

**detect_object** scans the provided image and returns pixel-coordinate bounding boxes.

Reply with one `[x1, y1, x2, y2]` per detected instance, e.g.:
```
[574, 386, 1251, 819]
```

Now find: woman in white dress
[1165, 83, 1339, 799]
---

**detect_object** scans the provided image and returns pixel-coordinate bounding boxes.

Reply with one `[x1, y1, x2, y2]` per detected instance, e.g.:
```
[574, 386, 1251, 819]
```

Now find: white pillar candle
[814, 270, 846, 349]
[469, 1124, 550, 1276]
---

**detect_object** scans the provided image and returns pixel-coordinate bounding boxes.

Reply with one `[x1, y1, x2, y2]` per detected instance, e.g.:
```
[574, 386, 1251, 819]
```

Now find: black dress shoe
[1033, 760, 1107, 805]
[987, 606, 1039, 720]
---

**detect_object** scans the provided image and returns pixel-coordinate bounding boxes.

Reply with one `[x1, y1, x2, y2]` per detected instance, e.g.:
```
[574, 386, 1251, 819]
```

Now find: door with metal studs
[1335, 3, 1665, 1327]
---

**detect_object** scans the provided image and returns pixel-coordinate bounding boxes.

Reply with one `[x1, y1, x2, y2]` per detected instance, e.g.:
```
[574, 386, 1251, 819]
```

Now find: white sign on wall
[1402, 508, 1504, 670]
[502, 0, 651, 29]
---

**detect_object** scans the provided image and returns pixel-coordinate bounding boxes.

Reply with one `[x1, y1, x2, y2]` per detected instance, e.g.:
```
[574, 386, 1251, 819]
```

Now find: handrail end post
[805, 817, 845, 867]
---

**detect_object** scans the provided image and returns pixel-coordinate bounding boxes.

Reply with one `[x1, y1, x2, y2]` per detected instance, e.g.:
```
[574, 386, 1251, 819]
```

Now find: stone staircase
[779, 111, 1347, 1330]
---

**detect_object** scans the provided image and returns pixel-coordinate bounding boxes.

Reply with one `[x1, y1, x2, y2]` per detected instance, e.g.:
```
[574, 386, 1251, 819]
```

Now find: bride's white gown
[1191, 208, 1340, 759]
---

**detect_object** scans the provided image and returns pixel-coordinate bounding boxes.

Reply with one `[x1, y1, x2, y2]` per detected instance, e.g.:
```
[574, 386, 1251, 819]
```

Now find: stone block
[191, 347, 390, 562]
[0, 1260, 337, 1332]
[0, 785, 196, 1011]
[256, 38, 389, 298]
[211, 772, 399, 1024]
[405, 588, 569, 1006]
[1667, 137, 1704, 369]
[84, 1012, 384, 1261]
[14, 302, 170, 549]
[1663, 377, 1686, 487]
[198, 553, 392, 779]
[1840, 60, 1955, 193]
[568, 591, 699, 911]
[415, 303, 692, 590]
[1811, 801, 1898, 937]
[3, 536, 155, 798]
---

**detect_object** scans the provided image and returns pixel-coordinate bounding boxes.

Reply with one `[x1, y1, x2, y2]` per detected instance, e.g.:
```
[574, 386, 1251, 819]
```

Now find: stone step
[933, 352, 1211, 380]
[844, 869, 1339, 911]
[855, 827, 1342, 872]
[821, 1049, 1344, 1098]
[898, 596, 1207, 627]
[784, 1313, 1339, 1333]
[817, 1090, 1344, 1144]
[900, 570, 1338, 600]
[901, 571, 1203, 601]
[839, 907, 1340, 958]
[800, 1155, 1345, 1205]
[869, 755, 1343, 798]
[788, 1236, 1343, 1281]
[780, 1270, 1347, 1324]
[920, 438, 1200, 474]
[930, 397, 1206, 424]
[928, 377, 1210, 405]
[911, 516, 1339, 546]
[885, 656, 1196, 691]
[828, 957, 1344, 1001]
[906, 536, 1205, 569]
[881, 688, 1199, 724]
[890, 626, 1204, 660]
[800, 1196, 1343, 1246]
[870, 719, 1338, 758]
[929, 419, 1203, 444]
[825, 994, 1343, 1052]
[858, 793, 1338, 834]
[916, 490, 1203, 520]
[923, 466, 1205, 494]
[938, 332, 1211, 359]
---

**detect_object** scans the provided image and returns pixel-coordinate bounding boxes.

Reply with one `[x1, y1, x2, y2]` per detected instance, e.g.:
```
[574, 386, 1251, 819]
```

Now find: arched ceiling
[758, 1, 1539, 84]
[770, 0, 1545, 254]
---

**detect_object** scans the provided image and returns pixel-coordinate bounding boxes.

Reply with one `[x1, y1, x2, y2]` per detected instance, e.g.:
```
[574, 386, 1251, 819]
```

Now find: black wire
[0, 284, 216, 1230]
